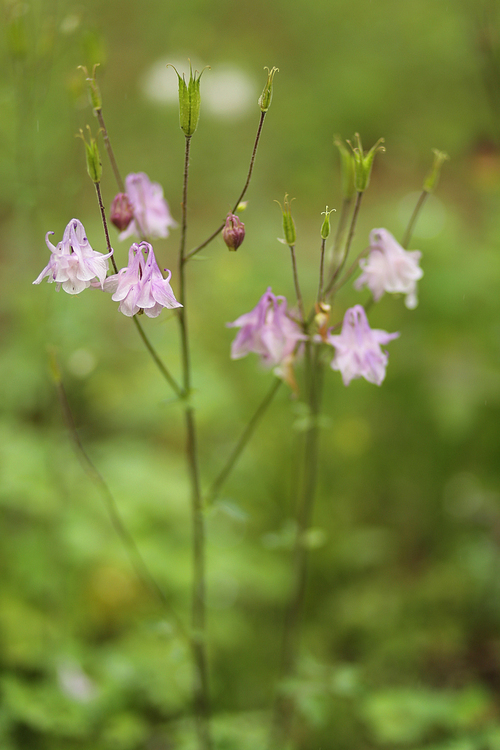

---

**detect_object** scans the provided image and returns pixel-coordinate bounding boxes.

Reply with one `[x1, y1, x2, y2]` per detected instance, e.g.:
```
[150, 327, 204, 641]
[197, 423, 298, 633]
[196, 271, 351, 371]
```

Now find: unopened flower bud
[258, 66, 278, 112]
[276, 194, 296, 246]
[110, 193, 134, 231]
[222, 213, 245, 251]
[423, 149, 449, 193]
[169, 61, 209, 137]
[347, 133, 385, 192]
[334, 135, 356, 201]
[77, 126, 102, 183]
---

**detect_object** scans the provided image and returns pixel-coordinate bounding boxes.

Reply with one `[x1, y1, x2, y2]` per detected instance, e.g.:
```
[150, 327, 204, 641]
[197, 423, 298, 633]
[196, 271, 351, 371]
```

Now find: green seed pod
[348, 133, 385, 192]
[169, 61, 209, 137]
[423, 149, 449, 193]
[258, 66, 279, 112]
[276, 194, 296, 246]
[320, 206, 335, 240]
[78, 64, 102, 114]
[334, 136, 356, 201]
[77, 127, 102, 184]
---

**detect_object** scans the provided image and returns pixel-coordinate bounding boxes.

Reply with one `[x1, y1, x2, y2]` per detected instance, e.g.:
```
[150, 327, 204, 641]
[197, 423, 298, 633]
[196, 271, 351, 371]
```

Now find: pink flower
[227, 287, 306, 367]
[354, 228, 423, 309]
[103, 242, 182, 317]
[327, 305, 399, 386]
[119, 172, 177, 240]
[33, 219, 113, 295]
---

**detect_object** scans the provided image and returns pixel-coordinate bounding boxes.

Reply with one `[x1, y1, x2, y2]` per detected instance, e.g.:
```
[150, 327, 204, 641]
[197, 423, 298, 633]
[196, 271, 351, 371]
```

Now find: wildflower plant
[32, 61, 447, 750]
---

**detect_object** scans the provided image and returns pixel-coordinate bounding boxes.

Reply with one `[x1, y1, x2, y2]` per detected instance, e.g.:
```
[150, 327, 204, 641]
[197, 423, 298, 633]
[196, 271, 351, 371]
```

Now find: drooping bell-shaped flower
[103, 241, 182, 317]
[119, 172, 177, 240]
[327, 305, 399, 386]
[354, 228, 423, 309]
[227, 287, 306, 368]
[33, 219, 113, 295]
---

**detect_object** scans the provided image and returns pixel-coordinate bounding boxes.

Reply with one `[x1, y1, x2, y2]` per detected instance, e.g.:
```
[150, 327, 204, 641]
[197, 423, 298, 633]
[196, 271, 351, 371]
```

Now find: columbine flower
[354, 228, 423, 309]
[227, 287, 306, 368]
[103, 241, 182, 317]
[327, 305, 399, 386]
[33, 219, 113, 295]
[119, 172, 177, 240]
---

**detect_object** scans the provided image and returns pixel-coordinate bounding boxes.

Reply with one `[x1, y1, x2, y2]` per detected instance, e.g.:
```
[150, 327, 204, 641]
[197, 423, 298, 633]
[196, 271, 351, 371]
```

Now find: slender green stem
[332, 197, 352, 257]
[329, 245, 369, 295]
[317, 238, 326, 304]
[205, 377, 282, 506]
[95, 108, 125, 193]
[401, 189, 429, 248]
[323, 190, 363, 299]
[178, 135, 212, 750]
[95, 182, 118, 273]
[132, 317, 183, 397]
[289, 245, 305, 323]
[324, 197, 352, 286]
[96, 109, 147, 241]
[54, 369, 188, 640]
[185, 111, 267, 261]
[270, 344, 324, 747]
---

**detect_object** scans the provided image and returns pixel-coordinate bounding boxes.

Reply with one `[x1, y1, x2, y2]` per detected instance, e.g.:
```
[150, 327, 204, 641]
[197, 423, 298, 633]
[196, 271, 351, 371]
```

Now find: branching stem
[54, 369, 188, 640]
[95, 109, 125, 193]
[185, 111, 267, 261]
[323, 190, 363, 299]
[178, 135, 212, 750]
[270, 344, 324, 747]
[289, 245, 305, 324]
[205, 377, 282, 506]
[401, 189, 428, 248]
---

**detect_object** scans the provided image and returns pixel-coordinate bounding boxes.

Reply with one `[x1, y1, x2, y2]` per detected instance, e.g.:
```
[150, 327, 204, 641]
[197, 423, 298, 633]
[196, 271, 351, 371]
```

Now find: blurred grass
[2, 0, 500, 748]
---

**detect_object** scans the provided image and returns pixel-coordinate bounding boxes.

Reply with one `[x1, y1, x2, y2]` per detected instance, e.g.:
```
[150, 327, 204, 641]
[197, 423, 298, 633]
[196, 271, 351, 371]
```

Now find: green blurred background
[2, 0, 500, 747]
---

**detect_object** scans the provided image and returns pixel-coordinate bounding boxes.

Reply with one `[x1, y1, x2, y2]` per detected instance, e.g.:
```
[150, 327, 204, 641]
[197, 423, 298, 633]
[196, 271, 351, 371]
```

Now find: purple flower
[33, 219, 113, 295]
[354, 228, 423, 309]
[119, 172, 177, 240]
[103, 241, 182, 317]
[327, 305, 399, 386]
[227, 287, 306, 368]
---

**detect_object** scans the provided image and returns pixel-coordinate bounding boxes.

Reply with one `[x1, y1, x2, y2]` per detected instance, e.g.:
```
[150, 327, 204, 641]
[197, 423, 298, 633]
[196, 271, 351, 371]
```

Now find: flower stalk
[178, 133, 212, 750]
[205, 377, 282, 507]
[323, 189, 364, 299]
[185, 110, 267, 260]
[270, 344, 324, 747]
